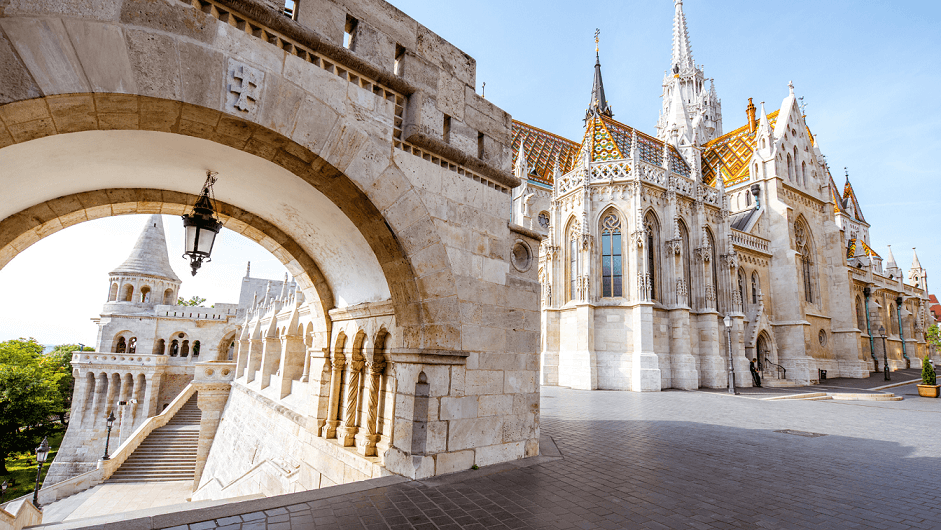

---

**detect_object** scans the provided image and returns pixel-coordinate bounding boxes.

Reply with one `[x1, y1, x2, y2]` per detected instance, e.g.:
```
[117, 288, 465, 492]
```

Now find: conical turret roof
[110, 215, 181, 282]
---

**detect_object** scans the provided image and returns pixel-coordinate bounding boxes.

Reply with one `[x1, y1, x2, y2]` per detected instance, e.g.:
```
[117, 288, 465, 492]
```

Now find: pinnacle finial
[788, 81, 795, 95]
[245, 261, 251, 277]
[844, 167, 849, 183]
[594, 28, 600, 54]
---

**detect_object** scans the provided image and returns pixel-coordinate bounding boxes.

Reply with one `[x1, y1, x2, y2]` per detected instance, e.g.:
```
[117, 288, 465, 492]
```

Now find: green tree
[177, 295, 207, 306]
[927, 323, 941, 349]
[0, 338, 65, 474]
[46, 344, 94, 426]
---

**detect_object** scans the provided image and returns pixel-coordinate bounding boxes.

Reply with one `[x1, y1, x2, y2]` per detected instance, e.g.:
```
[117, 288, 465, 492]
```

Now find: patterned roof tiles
[847, 238, 880, 260]
[512, 116, 692, 186]
[701, 111, 780, 187]
[843, 180, 866, 223]
[511, 121, 580, 186]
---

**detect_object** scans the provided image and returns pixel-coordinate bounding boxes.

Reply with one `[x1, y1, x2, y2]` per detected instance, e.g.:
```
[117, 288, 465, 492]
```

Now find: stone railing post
[192, 361, 236, 489]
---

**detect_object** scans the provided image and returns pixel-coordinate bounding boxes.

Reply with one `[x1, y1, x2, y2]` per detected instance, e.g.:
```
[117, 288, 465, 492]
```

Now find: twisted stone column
[360, 358, 386, 457]
[339, 357, 364, 446]
[323, 356, 345, 439]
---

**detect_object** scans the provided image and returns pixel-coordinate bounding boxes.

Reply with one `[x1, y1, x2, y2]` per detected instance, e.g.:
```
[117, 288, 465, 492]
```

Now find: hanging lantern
[182, 171, 223, 276]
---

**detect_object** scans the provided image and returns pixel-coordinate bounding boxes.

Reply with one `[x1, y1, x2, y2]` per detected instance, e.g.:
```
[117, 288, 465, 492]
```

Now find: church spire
[672, 0, 694, 72]
[912, 248, 923, 270]
[586, 29, 613, 120]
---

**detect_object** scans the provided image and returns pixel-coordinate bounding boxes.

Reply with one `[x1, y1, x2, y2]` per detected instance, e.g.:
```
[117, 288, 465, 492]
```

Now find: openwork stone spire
[672, 0, 694, 72]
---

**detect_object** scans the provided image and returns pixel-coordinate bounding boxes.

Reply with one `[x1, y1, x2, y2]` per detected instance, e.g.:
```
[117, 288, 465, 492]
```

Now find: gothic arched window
[786, 153, 793, 181]
[751, 272, 759, 305]
[679, 220, 692, 307]
[801, 161, 807, 185]
[856, 296, 865, 331]
[644, 212, 661, 302]
[794, 220, 815, 303]
[567, 220, 579, 302]
[737, 269, 746, 310]
[600, 213, 622, 297]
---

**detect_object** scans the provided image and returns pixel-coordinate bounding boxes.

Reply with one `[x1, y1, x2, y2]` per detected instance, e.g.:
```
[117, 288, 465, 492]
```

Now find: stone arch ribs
[0, 94, 446, 347]
[0, 187, 336, 324]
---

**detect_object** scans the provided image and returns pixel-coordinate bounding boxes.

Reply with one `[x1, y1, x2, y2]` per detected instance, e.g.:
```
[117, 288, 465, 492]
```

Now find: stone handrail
[33, 385, 198, 507]
[730, 231, 771, 254]
[71, 352, 170, 367]
[0, 497, 42, 530]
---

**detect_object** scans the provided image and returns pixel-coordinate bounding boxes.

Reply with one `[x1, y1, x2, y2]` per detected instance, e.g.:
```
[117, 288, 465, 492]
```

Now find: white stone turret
[105, 215, 181, 309]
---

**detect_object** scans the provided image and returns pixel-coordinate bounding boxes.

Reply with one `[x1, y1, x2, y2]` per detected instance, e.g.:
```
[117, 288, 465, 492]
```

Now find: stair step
[110, 394, 201, 483]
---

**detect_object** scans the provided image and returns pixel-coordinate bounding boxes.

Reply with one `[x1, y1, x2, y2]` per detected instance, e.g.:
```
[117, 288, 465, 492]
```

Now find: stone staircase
[107, 395, 201, 483]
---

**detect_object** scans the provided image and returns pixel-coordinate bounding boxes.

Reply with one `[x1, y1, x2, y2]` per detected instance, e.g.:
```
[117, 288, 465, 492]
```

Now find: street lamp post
[1, 480, 8, 502]
[102, 411, 116, 460]
[32, 437, 49, 507]
[879, 325, 890, 381]
[724, 315, 736, 394]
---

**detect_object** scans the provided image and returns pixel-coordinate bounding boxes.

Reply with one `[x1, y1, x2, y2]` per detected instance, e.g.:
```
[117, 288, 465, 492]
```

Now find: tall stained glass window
[601, 213, 622, 297]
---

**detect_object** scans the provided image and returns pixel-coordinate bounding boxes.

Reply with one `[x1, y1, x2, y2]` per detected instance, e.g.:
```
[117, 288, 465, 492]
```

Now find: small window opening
[443, 115, 451, 144]
[128, 337, 137, 354]
[344, 15, 358, 50]
[193, 340, 201, 357]
[180, 340, 190, 357]
[477, 132, 485, 159]
[283, 0, 297, 19]
[394, 44, 406, 75]
[115, 337, 127, 354]
[170, 340, 179, 357]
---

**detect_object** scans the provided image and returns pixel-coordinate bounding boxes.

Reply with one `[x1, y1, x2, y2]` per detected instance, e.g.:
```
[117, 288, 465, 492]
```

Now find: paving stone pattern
[161, 386, 941, 529]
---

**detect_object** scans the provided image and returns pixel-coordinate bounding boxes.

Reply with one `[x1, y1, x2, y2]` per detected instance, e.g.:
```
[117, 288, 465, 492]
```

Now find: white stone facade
[513, 2, 936, 392]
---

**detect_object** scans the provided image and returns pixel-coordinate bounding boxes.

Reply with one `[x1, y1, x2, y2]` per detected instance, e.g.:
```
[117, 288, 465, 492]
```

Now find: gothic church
[511, 0, 935, 391]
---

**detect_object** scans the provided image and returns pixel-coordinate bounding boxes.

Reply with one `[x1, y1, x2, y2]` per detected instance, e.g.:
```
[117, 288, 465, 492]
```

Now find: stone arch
[0, 95, 458, 352]
[677, 218, 692, 307]
[107, 283, 118, 302]
[139, 285, 151, 303]
[121, 283, 134, 302]
[163, 288, 174, 305]
[756, 330, 777, 368]
[154, 338, 166, 355]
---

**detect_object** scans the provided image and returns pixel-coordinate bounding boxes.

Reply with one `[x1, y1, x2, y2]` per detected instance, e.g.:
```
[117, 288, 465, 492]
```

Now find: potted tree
[917, 354, 939, 398]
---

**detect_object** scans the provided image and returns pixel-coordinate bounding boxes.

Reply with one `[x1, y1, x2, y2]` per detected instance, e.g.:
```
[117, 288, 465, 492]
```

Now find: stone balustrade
[730, 230, 771, 254]
[194, 361, 238, 386]
[71, 352, 169, 367]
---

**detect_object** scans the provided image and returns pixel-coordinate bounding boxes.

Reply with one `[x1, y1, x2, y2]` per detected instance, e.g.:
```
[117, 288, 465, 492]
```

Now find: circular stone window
[537, 211, 550, 229]
[818, 329, 827, 346]
[511, 240, 533, 273]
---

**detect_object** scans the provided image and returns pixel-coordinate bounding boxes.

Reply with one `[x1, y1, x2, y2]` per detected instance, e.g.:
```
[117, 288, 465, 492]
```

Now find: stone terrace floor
[51, 380, 941, 530]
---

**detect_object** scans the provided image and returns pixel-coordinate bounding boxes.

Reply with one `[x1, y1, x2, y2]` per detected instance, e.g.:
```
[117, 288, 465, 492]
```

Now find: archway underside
[0, 93, 422, 336]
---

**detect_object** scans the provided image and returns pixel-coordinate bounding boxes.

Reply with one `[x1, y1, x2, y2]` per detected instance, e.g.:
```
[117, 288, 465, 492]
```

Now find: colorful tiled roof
[511, 121, 579, 186]
[847, 238, 880, 259]
[701, 111, 780, 187]
[828, 169, 845, 216]
[842, 180, 866, 223]
[512, 116, 692, 186]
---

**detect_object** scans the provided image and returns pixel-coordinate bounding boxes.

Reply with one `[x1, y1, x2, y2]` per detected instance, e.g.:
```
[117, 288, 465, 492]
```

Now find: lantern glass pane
[185, 225, 199, 254]
[197, 228, 217, 254]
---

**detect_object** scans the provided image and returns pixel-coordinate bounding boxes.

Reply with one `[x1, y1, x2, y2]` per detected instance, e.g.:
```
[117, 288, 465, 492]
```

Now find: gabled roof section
[828, 169, 845, 216]
[701, 110, 780, 187]
[511, 120, 580, 186]
[843, 179, 866, 223]
[847, 238, 880, 260]
[512, 116, 693, 186]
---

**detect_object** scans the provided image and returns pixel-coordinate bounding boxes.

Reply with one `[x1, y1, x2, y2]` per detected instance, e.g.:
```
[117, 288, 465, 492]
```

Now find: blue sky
[387, 0, 941, 273]
[1, 1, 938, 345]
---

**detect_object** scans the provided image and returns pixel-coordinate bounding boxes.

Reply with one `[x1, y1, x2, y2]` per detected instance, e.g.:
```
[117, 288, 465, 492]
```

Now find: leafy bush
[923, 354, 937, 386]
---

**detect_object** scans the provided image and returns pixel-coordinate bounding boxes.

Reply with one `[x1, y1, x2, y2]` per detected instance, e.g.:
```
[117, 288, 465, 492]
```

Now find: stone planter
[917, 384, 940, 398]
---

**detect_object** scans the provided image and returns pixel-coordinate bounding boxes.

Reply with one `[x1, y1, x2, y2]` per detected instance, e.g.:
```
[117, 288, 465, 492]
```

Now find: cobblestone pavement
[84, 386, 941, 529]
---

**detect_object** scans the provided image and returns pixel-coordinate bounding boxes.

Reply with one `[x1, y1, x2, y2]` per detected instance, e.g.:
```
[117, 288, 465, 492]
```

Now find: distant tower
[104, 215, 182, 310]
[656, 0, 722, 146]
